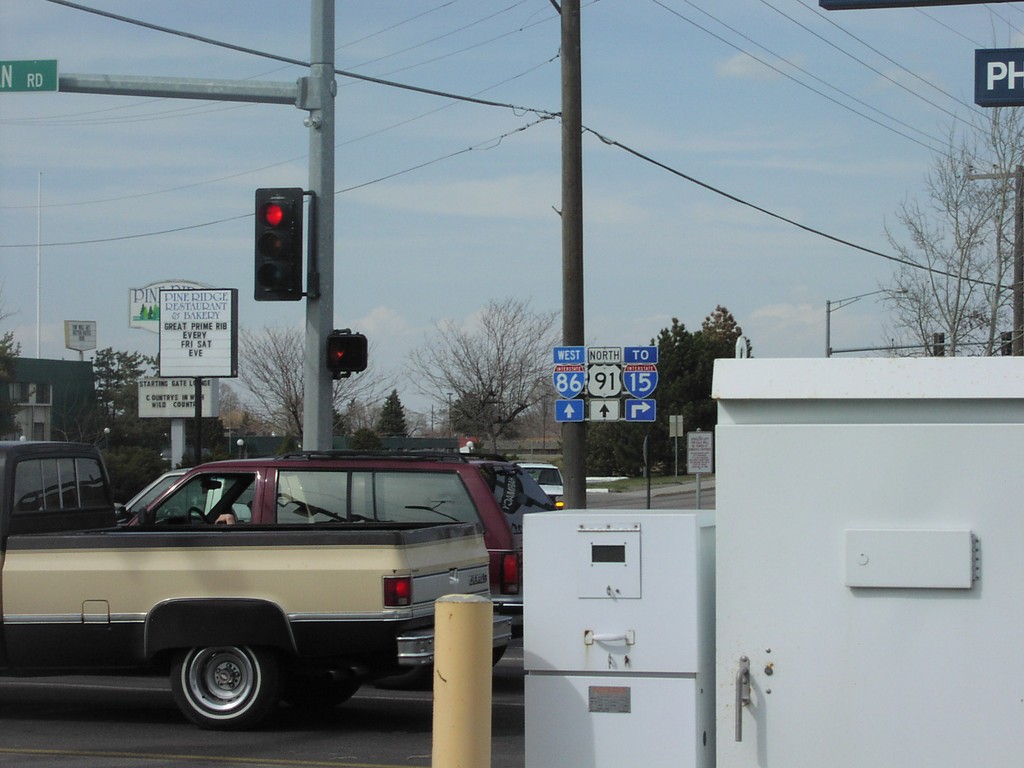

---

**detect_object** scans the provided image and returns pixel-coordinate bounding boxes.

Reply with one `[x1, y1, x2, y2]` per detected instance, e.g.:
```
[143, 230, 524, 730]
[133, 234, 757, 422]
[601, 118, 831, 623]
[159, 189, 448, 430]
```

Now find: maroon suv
[134, 451, 553, 628]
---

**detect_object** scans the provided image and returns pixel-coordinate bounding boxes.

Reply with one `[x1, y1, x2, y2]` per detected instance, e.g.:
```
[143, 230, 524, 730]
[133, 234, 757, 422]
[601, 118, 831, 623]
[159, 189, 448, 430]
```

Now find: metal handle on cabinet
[583, 629, 635, 646]
[735, 656, 751, 742]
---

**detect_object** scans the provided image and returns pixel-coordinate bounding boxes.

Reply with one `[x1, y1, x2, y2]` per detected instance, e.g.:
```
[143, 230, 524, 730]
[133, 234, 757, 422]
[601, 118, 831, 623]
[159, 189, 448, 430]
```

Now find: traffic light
[326, 330, 368, 378]
[254, 187, 304, 301]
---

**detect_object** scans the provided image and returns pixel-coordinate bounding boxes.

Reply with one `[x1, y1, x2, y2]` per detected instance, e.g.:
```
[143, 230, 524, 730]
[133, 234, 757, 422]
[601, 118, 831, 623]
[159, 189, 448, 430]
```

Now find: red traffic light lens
[261, 202, 286, 227]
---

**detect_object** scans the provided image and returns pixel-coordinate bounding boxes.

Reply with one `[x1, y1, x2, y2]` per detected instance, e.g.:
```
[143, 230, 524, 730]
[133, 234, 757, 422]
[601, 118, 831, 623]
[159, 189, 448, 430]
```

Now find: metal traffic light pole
[57, 1, 339, 449]
[303, 0, 337, 450]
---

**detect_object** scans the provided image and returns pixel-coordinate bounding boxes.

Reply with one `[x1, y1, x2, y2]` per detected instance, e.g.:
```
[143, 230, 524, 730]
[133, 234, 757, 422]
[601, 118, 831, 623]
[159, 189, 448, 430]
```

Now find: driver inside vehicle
[146, 473, 255, 525]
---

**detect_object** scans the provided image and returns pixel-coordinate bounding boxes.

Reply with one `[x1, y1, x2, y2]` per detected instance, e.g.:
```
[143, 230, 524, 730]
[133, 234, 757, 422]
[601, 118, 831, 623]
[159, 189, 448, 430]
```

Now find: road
[0, 644, 526, 768]
[586, 476, 715, 510]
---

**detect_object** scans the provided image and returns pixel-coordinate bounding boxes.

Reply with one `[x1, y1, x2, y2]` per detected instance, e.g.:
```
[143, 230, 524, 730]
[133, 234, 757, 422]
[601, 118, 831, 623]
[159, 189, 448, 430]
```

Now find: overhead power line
[29, 0, 1005, 290]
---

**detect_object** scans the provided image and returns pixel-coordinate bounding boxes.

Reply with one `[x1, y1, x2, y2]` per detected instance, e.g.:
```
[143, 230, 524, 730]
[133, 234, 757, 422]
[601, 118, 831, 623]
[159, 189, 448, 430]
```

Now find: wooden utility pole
[560, 0, 586, 508]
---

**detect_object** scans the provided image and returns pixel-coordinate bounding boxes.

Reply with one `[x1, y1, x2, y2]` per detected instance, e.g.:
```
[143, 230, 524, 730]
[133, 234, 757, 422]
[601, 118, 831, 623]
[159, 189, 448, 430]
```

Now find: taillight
[383, 575, 413, 607]
[500, 552, 521, 596]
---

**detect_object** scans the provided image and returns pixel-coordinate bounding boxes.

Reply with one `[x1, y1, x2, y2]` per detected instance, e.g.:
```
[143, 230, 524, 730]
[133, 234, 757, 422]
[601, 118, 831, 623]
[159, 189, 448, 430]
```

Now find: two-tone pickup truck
[0, 441, 506, 729]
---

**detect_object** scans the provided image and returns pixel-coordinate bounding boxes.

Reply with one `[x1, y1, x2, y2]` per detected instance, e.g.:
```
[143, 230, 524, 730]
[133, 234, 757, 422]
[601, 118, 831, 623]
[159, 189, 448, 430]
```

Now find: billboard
[158, 288, 238, 379]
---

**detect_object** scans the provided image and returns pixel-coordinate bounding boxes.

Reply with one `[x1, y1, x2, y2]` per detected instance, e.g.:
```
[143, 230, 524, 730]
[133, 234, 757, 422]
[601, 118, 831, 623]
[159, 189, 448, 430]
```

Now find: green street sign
[0, 60, 57, 92]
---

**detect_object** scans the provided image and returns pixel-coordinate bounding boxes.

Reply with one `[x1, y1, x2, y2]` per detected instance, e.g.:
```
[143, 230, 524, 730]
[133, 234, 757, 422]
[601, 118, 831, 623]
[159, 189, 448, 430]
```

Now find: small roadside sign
[687, 431, 714, 475]
[555, 399, 584, 422]
[0, 60, 57, 92]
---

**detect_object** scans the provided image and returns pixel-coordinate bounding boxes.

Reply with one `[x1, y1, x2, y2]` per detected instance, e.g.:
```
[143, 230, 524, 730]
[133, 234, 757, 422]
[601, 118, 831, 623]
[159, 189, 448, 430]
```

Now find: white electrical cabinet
[524, 510, 715, 768]
[714, 358, 1024, 768]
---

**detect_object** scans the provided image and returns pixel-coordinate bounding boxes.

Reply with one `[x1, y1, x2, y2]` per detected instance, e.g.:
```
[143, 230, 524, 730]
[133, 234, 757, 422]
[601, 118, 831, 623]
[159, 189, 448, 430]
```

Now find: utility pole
[968, 165, 1023, 355]
[560, 0, 586, 509]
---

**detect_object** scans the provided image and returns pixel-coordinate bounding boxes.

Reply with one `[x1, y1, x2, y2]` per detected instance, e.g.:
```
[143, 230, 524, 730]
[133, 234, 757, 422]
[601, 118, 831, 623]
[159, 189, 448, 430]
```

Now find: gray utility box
[524, 510, 715, 768]
[714, 357, 1024, 768]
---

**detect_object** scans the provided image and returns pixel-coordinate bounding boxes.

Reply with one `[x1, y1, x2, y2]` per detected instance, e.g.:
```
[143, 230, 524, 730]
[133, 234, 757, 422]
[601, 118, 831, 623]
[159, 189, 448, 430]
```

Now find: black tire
[281, 672, 360, 709]
[170, 646, 281, 730]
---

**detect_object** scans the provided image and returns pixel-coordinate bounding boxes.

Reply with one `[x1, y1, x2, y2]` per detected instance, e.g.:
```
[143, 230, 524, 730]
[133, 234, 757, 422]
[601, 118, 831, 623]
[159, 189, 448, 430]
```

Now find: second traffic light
[254, 187, 304, 301]
[326, 330, 368, 378]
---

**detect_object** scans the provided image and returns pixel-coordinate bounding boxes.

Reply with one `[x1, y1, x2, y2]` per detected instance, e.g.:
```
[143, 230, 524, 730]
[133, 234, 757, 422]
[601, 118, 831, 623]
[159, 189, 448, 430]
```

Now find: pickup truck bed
[2, 522, 487, 673]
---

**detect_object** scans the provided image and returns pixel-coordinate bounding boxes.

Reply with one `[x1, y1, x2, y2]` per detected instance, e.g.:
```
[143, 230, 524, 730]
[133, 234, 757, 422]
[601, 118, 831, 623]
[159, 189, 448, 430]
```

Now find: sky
[2, 0, 1023, 419]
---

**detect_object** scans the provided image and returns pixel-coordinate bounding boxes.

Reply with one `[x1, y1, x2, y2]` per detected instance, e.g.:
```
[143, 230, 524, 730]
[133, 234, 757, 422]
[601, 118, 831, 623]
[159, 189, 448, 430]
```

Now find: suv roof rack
[274, 449, 470, 463]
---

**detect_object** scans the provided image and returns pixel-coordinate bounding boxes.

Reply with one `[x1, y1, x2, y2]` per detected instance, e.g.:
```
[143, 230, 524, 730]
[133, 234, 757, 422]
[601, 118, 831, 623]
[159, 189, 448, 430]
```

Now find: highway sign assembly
[551, 344, 659, 422]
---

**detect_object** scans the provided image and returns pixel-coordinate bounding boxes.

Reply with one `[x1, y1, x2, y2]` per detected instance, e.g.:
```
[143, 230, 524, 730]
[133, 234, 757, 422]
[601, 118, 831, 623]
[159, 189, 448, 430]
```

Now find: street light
[236, 438, 244, 458]
[825, 289, 904, 357]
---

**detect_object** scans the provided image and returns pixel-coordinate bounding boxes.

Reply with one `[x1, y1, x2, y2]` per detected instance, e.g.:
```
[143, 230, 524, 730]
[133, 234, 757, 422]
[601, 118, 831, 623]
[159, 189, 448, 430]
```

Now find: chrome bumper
[396, 615, 513, 667]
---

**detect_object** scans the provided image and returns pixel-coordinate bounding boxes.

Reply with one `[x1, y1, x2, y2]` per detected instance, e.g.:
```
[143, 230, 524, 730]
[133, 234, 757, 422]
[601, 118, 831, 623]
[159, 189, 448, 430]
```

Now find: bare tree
[884, 109, 1024, 355]
[408, 298, 559, 452]
[238, 326, 391, 441]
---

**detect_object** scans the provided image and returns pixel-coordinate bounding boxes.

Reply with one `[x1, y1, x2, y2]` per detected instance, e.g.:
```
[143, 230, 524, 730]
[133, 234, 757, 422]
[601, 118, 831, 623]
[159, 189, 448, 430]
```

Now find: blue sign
[624, 398, 656, 422]
[553, 364, 586, 399]
[976, 48, 1024, 107]
[553, 346, 586, 365]
[555, 398, 585, 423]
[623, 364, 658, 399]
[624, 346, 658, 364]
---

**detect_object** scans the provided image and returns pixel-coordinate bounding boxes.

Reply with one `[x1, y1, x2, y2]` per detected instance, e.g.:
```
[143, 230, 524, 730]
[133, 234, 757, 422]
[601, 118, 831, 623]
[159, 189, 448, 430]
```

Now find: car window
[12, 456, 109, 513]
[536, 468, 563, 486]
[124, 471, 183, 516]
[147, 473, 256, 524]
[274, 469, 479, 526]
[479, 464, 554, 514]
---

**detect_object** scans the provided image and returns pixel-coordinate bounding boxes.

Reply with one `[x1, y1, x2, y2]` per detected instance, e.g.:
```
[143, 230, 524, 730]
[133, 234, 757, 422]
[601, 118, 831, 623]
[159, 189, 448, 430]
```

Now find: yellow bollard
[431, 594, 493, 768]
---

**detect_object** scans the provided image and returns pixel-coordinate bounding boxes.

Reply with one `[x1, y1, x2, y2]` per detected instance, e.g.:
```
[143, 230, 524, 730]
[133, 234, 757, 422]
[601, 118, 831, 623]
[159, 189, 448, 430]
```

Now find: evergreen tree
[0, 330, 20, 437]
[376, 389, 408, 437]
[350, 427, 383, 450]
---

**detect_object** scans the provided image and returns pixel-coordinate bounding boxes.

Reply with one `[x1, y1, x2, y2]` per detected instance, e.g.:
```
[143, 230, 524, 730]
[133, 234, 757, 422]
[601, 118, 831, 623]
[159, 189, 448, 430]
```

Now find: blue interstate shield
[623, 363, 658, 399]
[553, 364, 585, 398]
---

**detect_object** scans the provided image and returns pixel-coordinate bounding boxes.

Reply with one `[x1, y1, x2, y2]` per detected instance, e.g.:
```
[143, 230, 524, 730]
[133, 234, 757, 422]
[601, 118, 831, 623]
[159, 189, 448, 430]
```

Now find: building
[5, 358, 96, 441]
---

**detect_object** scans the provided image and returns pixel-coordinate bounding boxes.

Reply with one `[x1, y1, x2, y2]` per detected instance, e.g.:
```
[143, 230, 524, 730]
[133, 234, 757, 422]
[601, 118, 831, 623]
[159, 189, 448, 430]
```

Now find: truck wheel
[171, 646, 281, 730]
[281, 672, 360, 709]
